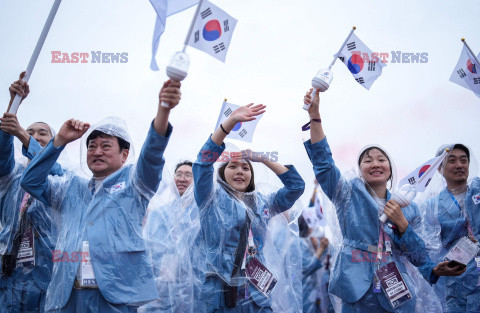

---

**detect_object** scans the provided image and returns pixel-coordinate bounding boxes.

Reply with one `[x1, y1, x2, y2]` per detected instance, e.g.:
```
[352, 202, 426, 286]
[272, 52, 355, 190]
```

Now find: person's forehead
[89, 135, 118, 144]
[176, 165, 193, 173]
[228, 160, 249, 166]
[27, 123, 50, 132]
[363, 149, 386, 158]
[448, 149, 468, 158]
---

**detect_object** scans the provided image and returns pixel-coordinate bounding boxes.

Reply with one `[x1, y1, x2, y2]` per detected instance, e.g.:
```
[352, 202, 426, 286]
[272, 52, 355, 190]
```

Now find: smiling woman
[218, 159, 254, 193]
[192, 103, 305, 312]
[301, 88, 465, 312]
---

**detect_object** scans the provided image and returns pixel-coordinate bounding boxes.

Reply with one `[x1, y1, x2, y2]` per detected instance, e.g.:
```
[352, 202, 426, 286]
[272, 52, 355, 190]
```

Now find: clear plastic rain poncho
[418, 143, 480, 312]
[269, 203, 304, 312]
[138, 165, 203, 313]
[191, 136, 305, 312]
[304, 138, 443, 312]
[19, 116, 170, 312]
[0, 129, 63, 312]
[298, 187, 332, 313]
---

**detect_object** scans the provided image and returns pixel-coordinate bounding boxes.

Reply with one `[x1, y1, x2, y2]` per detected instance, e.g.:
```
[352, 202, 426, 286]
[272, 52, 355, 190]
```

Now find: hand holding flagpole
[303, 27, 356, 110]
[161, 0, 204, 108]
[8, 0, 62, 114]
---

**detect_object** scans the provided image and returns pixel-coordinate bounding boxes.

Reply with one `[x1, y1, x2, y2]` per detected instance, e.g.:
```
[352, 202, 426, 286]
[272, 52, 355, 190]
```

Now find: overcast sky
[1, 0, 479, 204]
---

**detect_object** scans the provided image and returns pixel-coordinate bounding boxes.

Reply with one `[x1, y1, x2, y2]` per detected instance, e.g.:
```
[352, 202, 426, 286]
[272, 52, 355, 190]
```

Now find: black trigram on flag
[339, 56, 345, 63]
[457, 69, 467, 78]
[239, 129, 247, 138]
[408, 177, 416, 185]
[201, 8, 212, 19]
[224, 107, 232, 117]
[213, 43, 226, 54]
[194, 31, 200, 43]
[347, 42, 356, 51]
[355, 77, 365, 84]
[425, 178, 432, 187]
[368, 61, 376, 71]
[474, 77, 480, 84]
[224, 20, 230, 32]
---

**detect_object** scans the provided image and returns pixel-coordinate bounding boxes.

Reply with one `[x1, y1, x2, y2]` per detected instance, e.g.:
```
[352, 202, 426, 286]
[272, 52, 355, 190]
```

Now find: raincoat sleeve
[269, 166, 305, 215]
[20, 139, 65, 207]
[0, 130, 14, 177]
[387, 204, 439, 284]
[193, 135, 226, 208]
[133, 121, 173, 198]
[301, 240, 322, 277]
[304, 137, 342, 200]
[22, 136, 64, 176]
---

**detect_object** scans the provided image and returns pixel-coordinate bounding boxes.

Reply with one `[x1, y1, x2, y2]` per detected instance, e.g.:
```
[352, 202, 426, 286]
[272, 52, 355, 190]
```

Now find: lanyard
[19, 192, 32, 219]
[377, 223, 392, 260]
[242, 228, 256, 270]
[449, 191, 476, 241]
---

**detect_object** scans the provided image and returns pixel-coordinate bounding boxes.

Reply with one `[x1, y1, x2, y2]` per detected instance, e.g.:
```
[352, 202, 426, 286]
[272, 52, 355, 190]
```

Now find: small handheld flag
[186, 0, 237, 62]
[449, 39, 480, 98]
[214, 101, 262, 143]
[148, 0, 198, 71]
[338, 32, 386, 90]
[398, 149, 449, 192]
[380, 149, 449, 222]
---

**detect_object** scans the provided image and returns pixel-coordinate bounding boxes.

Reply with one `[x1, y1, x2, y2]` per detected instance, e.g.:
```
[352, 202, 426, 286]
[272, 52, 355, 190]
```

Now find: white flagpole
[461, 38, 480, 70]
[328, 26, 356, 70]
[8, 0, 63, 114]
[182, 0, 204, 52]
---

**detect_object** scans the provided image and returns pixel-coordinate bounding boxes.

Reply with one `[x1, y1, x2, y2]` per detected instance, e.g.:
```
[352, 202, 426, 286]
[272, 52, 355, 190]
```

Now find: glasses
[174, 172, 193, 179]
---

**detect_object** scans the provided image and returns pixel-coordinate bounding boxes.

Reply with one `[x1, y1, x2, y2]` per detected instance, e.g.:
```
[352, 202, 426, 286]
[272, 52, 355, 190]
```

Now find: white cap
[86, 116, 131, 145]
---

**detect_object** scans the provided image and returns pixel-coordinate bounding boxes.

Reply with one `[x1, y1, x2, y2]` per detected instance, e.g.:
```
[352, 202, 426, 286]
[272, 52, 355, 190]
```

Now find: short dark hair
[175, 160, 193, 173]
[358, 146, 393, 185]
[298, 215, 310, 238]
[218, 159, 255, 193]
[452, 144, 470, 162]
[86, 130, 130, 151]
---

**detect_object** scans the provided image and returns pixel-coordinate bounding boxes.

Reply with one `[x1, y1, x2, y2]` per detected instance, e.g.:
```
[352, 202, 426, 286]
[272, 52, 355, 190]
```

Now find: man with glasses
[142, 160, 201, 313]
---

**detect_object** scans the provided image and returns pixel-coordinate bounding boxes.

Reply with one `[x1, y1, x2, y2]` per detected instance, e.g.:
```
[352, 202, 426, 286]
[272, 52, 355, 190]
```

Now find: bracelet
[301, 118, 322, 131]
[220, 123, 230, 135]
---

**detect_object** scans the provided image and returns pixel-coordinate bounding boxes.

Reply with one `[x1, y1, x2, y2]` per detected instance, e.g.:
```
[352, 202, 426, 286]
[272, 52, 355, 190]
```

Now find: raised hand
[232, 149, 270, 163]
[211, 103, 266, 147]
[228, 103, 266, 124]
[159, 80, 181, 110]
[9, 72, 30, 103]
[304, 88, 320, 118]
[0, 113, 25, 136]
[54, 119, 90, 147]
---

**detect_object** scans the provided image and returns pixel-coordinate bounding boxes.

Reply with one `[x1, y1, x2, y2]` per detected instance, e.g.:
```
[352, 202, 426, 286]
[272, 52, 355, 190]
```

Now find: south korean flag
[338, 33, 386, 90]
[187, 0, 237, 62]
[214, 101, 263, 143]
[398, 150, 448, 193]
[449, 45, 480, 98]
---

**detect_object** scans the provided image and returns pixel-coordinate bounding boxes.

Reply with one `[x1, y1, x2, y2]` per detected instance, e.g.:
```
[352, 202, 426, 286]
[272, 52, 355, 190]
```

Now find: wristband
[301, 118, 322, 131]
[220, 123, 230, 135]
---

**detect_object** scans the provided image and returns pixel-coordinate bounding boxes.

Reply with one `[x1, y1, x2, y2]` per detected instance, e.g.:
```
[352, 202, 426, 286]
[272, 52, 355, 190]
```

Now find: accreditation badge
[375, 262, 413, 308]
[444, 236, 479, 266]
[78, 241, 98, 288]
[16, 224, 35, 268]
[245, 258, 277, 297]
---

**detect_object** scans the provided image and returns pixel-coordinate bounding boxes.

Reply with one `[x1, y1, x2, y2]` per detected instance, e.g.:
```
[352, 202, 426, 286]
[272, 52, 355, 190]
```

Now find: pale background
[1, 0, 479, 204]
